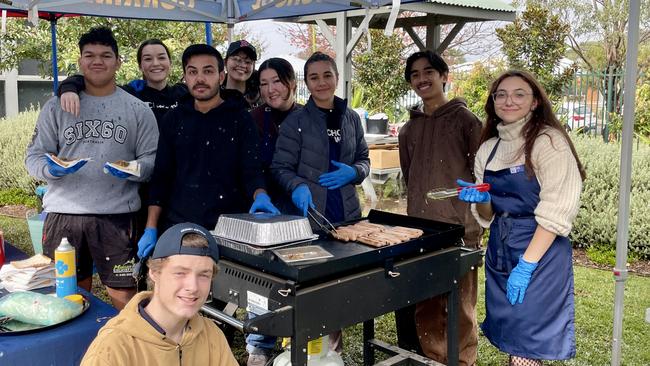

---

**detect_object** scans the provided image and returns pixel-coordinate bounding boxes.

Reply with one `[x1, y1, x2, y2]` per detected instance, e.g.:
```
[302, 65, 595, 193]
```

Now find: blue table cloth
[0, 243, 118, 366]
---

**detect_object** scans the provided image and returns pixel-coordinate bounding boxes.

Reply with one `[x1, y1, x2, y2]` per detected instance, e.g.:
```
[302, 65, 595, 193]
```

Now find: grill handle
[201, 304, 295, 337]
[200, 305, 250, 332]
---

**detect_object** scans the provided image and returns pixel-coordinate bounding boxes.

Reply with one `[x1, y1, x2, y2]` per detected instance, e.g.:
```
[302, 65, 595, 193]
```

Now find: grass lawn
[1, 215, 649, 365]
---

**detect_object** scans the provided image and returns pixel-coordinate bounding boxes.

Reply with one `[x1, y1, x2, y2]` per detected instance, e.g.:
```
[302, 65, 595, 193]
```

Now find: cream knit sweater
[471, 116, 582, 237]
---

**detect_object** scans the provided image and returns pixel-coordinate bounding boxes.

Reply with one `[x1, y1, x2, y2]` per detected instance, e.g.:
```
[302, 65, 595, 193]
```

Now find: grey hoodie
[25, 89, 158, 214]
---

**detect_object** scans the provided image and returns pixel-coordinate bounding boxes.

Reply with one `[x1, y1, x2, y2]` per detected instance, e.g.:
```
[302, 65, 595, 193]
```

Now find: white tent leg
[335, 12, 347, 98]
[611, 0, 640, 365]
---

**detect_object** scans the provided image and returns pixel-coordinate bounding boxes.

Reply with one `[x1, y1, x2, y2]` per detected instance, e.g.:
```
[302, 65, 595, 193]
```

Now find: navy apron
[481, 139, 576, 360]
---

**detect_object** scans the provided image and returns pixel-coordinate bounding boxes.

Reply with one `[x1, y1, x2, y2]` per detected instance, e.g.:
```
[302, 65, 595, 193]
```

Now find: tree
[449, 61, 506, 119]
[280, 12, 499, 64]
[279, 23, 335, 59]
[496, 2, 576, 101]
[0, 17, 254, 84]
[352, 30, 410, 119]
[540, 0, 650, 114]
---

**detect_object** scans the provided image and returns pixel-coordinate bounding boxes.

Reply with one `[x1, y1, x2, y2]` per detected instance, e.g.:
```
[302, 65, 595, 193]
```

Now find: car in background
[556, 103, 599, 133]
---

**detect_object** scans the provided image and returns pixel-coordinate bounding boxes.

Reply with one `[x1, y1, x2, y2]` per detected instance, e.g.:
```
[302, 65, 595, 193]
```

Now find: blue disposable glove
[456, 179, 491, 203]
[506, 256, 539, 305]
[103, 162, 133, 179]
[249, 192, 280, 215]
[137, 228, 157, 259]
[128, 79, 146, 92]
[46, 157, 87, 177]
[318, 161, 358, 189]
[292, 184, 315, 217]
[35, 185, 48, 198]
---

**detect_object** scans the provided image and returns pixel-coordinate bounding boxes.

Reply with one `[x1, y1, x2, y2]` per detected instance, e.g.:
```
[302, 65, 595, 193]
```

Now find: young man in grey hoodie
[25, 27, 158, 310]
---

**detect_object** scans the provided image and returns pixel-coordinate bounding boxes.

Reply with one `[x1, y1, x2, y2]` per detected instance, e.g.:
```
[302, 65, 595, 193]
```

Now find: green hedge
[0, 109, 39, 194]
[571, 134, 650, 258]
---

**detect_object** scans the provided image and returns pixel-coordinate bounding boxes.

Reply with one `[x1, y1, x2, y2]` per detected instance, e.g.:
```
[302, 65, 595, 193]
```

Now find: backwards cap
[151, 223, 219, 263]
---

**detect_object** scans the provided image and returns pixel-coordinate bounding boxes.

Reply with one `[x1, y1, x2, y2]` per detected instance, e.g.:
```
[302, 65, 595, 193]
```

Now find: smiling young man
[25, 27, 158, 310]
[81, 223, 238, 366]
[396, 50, 483, 366]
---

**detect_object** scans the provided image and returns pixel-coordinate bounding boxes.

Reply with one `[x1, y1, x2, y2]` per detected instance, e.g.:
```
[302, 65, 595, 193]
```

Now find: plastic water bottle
[273, 335, 344, 366]
[55, 237, 77, 298]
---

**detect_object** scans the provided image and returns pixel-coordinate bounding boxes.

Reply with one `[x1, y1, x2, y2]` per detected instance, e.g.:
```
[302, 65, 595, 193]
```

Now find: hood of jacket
[409, 97, 470, 120]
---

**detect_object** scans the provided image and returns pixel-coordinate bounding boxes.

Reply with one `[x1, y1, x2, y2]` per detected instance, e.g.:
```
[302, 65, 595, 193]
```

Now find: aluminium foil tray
[213, 213, 315, 246]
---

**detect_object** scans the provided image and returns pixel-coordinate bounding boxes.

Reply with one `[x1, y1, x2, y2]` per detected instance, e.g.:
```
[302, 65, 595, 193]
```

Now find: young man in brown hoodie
[396, 50, 483, 366]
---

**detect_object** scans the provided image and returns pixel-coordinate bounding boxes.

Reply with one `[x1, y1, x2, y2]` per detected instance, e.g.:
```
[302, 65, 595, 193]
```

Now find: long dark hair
[482, 69, 586, 181]
[258, 57, 297, 100]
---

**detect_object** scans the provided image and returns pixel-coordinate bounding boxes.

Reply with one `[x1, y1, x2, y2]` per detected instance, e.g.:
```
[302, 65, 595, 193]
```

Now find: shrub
[0, 109, 39, 194]
[0, 188, 39, 208]
[571, 134, 650, 258]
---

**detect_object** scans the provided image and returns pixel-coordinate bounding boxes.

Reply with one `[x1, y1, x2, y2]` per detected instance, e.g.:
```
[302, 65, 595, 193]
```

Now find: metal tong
[307, 207, 338, 235]
[427, 183, 491, 200]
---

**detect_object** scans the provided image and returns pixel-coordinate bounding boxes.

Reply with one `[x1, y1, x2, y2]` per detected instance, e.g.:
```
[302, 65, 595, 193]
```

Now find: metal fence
[559, 70, 625, 140]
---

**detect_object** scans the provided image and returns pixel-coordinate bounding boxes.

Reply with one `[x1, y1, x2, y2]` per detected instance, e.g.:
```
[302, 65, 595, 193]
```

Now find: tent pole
[611, 0, 640, 365]
[205, 22, 212, 45]
[50, 18, 58, 93]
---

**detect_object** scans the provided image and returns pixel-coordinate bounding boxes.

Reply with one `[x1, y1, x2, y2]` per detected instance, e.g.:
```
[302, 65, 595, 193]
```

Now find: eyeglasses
[229, 56, 253, 67]
[492, 90, 533, 105]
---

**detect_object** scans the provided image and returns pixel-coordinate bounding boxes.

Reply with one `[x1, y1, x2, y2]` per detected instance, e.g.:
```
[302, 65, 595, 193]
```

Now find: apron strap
[485, 138, 501, 169]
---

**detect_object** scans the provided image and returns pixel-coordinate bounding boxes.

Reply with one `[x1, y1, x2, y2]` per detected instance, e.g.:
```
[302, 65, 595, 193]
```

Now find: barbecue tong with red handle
[426, 183, 491, 200]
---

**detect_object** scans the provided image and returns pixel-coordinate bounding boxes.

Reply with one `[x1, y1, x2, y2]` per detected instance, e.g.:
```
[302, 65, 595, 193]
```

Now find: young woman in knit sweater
[458, 70, 585, 366]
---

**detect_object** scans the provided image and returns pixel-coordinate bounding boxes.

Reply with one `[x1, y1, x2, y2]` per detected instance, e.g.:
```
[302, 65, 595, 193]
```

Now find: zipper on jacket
[177, 345, 183, 364]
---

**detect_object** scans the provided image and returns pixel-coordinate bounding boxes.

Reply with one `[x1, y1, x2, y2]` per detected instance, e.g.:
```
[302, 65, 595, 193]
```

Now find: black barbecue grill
[202, 210, 482, 366]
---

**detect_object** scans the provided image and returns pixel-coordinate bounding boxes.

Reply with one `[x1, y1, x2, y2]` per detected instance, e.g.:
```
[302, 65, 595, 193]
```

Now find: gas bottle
[273, 335, 344, 366]
[55, 237, 77, 298]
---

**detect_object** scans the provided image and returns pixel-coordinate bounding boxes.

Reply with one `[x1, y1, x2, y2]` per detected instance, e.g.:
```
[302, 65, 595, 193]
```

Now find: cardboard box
[369, 149, 400, 169]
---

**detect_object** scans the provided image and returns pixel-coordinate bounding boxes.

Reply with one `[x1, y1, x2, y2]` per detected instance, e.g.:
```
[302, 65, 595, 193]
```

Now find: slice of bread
[105, 160, 141, 177]
[11, 254, 52, 269]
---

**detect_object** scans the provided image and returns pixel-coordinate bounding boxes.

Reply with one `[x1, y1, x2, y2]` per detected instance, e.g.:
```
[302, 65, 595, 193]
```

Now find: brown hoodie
[398, 98, 483, 246]
[81, 291, 238, 366]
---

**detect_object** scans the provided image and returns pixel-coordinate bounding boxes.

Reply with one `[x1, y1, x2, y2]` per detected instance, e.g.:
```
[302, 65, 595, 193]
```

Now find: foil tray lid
[213, 213, 314, 246]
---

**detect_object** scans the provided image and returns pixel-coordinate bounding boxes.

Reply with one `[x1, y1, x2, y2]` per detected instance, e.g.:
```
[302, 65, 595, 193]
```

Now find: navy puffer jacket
[271, 96, 370, 221]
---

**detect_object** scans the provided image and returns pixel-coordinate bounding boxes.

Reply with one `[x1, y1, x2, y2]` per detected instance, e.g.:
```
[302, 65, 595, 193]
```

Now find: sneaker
[247, 353, 270, 366]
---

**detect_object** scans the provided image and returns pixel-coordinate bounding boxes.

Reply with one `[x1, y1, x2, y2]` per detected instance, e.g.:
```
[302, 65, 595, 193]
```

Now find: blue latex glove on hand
[318, 161, 358, 189]
[128, 79, 146, 92]
[292, 184, 315, 217]
[47, 158, 87, 177]
[103, 162, 133, 179]
[249, 192, 280, 215]
[506, 256, 539, 305]
[35, 185, 48, 198]
[456, 179, 491, 203]
[137, 228, 157, 259]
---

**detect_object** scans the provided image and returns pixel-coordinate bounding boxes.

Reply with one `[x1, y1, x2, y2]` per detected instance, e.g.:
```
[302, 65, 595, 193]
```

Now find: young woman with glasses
[222, 40, 261, 109]
[458, 70, 586, 366]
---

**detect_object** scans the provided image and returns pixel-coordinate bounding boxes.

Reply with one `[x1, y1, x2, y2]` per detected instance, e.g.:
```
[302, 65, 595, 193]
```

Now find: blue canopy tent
[2, 0, 226, 93]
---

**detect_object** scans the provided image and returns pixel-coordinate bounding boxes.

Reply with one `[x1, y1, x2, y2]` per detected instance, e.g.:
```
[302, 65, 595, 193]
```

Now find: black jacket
[271, 97, 370, 221]
[58, 75, 188, 125]
[250, 102, 302, 214]
[148, 95, 265, 229]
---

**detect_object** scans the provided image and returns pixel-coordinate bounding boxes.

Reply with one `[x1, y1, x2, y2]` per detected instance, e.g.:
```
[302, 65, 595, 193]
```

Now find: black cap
[226, 40, 257, 61]
[151, 223, 219, 263]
